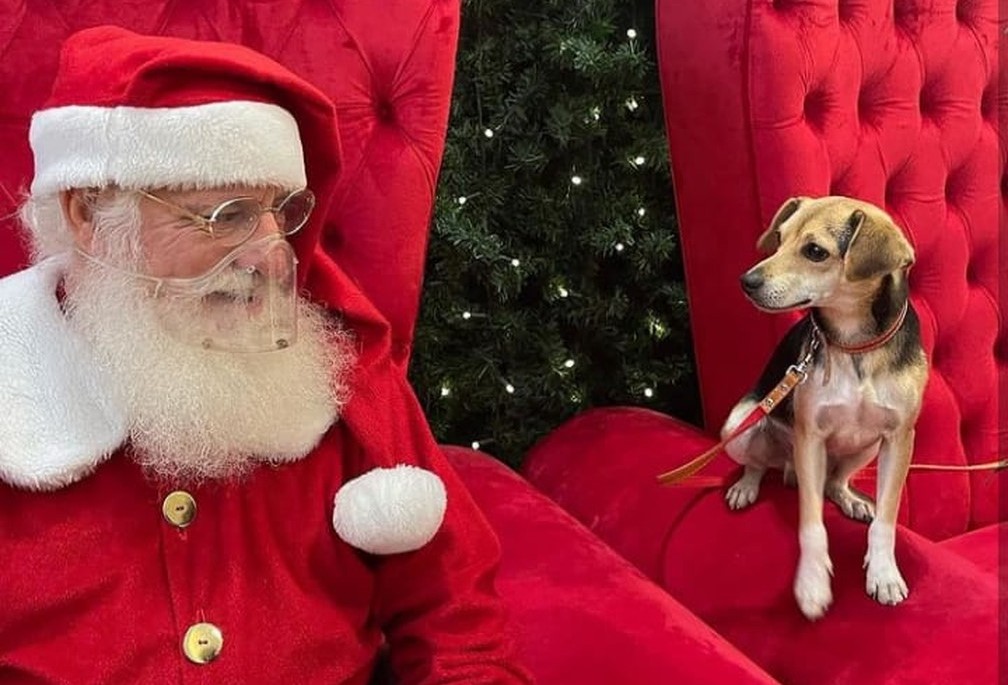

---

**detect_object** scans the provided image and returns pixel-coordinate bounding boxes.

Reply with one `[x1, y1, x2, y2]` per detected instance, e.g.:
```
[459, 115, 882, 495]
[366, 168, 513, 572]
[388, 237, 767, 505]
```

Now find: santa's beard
[62, 258, 353, 483]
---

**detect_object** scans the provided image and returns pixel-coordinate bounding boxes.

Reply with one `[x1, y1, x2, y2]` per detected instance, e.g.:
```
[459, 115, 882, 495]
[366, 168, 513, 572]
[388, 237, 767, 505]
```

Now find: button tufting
[804, 90, 827, 129]
[375, 100, 396, 124]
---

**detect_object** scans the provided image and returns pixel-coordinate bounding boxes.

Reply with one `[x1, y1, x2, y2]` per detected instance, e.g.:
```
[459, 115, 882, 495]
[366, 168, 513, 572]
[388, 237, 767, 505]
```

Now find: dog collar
[810, 300, 909, 355]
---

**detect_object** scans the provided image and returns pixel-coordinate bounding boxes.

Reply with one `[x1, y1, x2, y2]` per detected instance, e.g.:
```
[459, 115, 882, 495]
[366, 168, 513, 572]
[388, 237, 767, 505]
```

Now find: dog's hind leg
[825, 447, 877, 523]
[721, 398, 781, 510]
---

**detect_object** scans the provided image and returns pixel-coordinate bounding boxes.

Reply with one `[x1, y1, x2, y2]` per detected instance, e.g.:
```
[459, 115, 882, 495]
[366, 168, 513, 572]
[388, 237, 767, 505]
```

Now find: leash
[656, 312, 1007, 487]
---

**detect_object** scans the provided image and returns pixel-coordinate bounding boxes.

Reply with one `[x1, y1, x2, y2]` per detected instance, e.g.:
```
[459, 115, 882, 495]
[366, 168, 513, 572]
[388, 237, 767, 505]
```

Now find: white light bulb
[505, 383, 515, 394]
[637, 207, 646, 217]
[462, 311, 472, 320]
[571, 175, 583, 185]
[564, 359, 575, 369]
[615, 242, 625, 252]
[471, 441, 481, 450]
[644, 387, 654, 398]
[484, 128, 494, 138]
[634, 155, 645, 165]
[591, 106, 601, 121]
[627, 28, 638, 39]
[625, 97, 639, 111]
[511, 258, 521, 267]
[440, 385, 451, 397]
[457, 196, 467, 205]
[558, 286, 569, 298]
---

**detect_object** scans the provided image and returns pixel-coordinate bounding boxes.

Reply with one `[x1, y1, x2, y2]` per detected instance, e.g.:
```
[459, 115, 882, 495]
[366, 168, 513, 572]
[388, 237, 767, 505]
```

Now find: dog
[721, 195, 928, 620]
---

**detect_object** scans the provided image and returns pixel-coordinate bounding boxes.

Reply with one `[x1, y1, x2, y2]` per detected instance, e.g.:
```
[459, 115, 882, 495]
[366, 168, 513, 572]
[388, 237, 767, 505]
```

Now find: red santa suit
[0, 26, 530, 685]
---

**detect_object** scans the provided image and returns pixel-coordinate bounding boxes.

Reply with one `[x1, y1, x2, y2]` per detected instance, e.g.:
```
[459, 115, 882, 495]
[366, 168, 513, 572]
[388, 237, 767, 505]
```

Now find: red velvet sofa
[0, 1, 784, 682]
[525, 1, 1005, 683]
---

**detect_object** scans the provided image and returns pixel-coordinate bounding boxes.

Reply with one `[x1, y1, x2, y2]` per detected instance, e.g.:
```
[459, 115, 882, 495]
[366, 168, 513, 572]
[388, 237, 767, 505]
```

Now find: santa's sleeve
[334, 360, 532, 684]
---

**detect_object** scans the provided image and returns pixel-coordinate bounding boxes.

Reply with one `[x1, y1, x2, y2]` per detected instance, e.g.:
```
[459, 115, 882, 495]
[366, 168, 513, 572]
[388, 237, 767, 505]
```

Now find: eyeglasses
[137, 188, 316, 247]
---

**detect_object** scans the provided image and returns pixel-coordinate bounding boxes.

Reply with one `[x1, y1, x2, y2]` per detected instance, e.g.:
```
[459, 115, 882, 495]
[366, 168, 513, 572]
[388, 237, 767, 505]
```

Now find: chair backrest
[0, 0, 459, 369]
[658, 0, 1002, 538]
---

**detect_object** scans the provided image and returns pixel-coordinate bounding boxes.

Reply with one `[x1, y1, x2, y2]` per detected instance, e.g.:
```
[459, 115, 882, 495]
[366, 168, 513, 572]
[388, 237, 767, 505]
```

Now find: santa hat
[10, 26, 447, 555]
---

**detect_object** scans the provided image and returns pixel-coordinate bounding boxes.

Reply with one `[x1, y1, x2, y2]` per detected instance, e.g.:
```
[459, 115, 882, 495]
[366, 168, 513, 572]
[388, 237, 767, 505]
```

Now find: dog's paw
[865, 556, 908, 606]
[794, 554, 834, 620]
[826, 482, 875, 523]
[725, 475, 760, 510]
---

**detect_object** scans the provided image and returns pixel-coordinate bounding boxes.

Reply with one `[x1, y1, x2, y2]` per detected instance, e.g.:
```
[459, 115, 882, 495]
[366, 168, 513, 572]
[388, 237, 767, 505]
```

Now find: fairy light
[571, 175, 583, 186]
[484, 128, 494, 138]
[505, 383, 516, 394]
[457, 196, 467, 205]
[637, 207, 646, 217]
[625, 97, 639, 111]
[563, 359, 575, 369]
[558, 286, 569, 298]
[634, 155, 646, 166]
[615, 242, 625, 252]
[644, 387, 655, 398]
[511, 258, 521, 267]
[627, 28, 638, 39]
[440, 384, 451, 397]
[462, 311, 472, 320]
[471, 441, 481, 450]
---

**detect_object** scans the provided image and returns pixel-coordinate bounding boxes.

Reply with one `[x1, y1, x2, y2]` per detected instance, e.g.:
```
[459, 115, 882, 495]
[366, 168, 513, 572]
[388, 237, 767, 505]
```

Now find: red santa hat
[10, 26, 447, 555]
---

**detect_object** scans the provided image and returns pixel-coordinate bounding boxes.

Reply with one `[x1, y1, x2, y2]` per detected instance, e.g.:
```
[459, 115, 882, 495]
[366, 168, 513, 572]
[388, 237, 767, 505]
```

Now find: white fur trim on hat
[29, 101, 307, 195]
[0, 257, 127, 490]
[332, 465, 447, 555]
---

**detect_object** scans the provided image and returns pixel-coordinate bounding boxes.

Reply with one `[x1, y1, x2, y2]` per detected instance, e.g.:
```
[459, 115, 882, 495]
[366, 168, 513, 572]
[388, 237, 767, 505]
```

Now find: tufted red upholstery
[523, 1, 1004, 683]
[663, 0, 1004, 536]
[0, 4, 794, 682]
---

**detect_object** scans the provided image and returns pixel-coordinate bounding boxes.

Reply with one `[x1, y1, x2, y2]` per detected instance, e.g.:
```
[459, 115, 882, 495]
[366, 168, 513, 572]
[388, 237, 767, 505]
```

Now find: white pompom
[332, 465, 447, 555]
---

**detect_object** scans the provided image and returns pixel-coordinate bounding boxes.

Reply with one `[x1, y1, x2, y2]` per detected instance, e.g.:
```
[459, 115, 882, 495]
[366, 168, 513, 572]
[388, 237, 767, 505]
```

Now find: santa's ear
[756, 197, 804, 254]
[60, 189, 99, 250]
[843, 210, 915, 281]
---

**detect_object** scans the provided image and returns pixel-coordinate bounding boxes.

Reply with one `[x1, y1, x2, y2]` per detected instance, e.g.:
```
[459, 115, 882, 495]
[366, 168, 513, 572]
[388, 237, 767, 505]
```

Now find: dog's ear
[756, 197, 803, 254]
[843, 210, 915, 281]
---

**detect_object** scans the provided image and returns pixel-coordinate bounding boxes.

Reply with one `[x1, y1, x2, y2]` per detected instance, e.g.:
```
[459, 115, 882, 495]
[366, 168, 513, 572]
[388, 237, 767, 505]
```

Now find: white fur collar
[0, 257, 127, 490]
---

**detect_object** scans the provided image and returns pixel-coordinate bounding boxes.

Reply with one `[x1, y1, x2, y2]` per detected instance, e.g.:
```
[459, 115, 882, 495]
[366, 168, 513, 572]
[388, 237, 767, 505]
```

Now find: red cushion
[938, 521, 1005, 575]
[523, 409, 1001, 685]
[0, 0, 455, 369]
[447, 447, 781, 685]
[657, 0, 1004, 538]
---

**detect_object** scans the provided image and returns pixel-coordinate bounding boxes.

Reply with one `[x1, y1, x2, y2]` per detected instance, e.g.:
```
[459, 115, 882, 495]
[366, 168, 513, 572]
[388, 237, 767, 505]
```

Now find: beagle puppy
[722, 195, 927, 620]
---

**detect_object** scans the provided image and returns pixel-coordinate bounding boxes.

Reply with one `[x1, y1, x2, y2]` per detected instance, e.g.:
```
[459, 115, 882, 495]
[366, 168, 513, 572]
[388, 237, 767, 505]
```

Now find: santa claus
[0, 26, 530, 684]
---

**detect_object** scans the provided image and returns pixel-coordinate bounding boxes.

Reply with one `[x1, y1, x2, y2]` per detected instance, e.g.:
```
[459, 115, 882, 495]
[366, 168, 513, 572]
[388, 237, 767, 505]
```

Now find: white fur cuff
[332, 465, 447, 555]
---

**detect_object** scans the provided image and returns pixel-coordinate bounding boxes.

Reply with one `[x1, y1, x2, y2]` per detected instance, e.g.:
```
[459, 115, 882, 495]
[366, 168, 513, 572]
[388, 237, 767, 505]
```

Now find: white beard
[62, 258, 353, 483]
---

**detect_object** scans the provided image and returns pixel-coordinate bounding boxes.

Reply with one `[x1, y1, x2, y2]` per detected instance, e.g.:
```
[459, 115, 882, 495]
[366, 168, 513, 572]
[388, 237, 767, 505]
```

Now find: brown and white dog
[722, 195, 928, 620]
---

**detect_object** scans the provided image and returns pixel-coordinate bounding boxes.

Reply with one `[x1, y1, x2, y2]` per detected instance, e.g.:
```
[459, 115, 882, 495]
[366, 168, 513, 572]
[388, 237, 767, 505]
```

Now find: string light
[505, 383, 516, 394]
[644, 387, 654, 398]
[471, 441, 481, 450]
[587, 106, 601, 123]
[457, 196, 467, 205]
[625, 97, 639, 112]
[462, 311, 472, 320]
[633, 155, 646, 166]
[569, 391, 583, 403]
[558, 286, 569, 298]
[511, 258, 521, 267]
[637, 207, 646, 217]
[484, 128, 494, 138]
[615, 242, 625, 252]
[627, 28, 638, 39]
[571, 175, 583, 186]
[440, 384, 451, 397]
[563, 359, 575, 369]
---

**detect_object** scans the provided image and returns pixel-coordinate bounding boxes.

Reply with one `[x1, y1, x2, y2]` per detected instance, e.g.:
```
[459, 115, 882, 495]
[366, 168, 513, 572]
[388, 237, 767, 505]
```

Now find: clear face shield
[75, 187, 314, 353]
[149, 236, 299, 352]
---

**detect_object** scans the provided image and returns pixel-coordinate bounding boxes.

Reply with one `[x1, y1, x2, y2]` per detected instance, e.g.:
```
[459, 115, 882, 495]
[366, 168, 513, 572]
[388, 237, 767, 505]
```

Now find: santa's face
[54, 186, 351, 481]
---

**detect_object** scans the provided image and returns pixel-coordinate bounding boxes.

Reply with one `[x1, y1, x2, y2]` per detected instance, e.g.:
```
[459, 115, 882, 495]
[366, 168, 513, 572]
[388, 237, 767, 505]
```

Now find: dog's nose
[740, 270, 764, 294]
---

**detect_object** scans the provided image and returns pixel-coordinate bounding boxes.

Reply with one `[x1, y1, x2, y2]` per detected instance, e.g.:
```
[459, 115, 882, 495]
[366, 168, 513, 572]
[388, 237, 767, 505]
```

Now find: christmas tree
[410, 0, 699, 466]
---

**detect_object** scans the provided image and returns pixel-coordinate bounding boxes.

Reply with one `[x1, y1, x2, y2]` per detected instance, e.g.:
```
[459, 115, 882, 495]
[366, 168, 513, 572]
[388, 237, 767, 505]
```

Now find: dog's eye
[802, 243, 830, 262]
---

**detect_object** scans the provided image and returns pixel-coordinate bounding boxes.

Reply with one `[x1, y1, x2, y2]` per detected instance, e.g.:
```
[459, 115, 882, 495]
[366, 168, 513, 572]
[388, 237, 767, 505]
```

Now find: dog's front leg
[792, 427, 833, 620]
[864, 428, 913, 605]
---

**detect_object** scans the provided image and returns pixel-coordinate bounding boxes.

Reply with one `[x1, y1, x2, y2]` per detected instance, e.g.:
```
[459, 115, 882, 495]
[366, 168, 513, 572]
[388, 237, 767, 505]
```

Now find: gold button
[182, 622, 223, 664]
[162, 491, 197, 528]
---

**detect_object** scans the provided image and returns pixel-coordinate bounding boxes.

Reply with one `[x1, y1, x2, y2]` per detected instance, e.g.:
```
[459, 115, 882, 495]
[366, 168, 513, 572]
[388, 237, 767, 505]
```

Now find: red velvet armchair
[0, 2, 785, 683]
[525, 1, 1004, 683]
